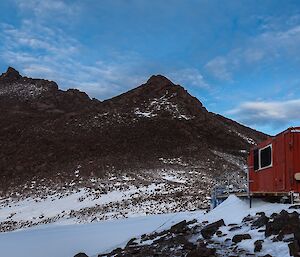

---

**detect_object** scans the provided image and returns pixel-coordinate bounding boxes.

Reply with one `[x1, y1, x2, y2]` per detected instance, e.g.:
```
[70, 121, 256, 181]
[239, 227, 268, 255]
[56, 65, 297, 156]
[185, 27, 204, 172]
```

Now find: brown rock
[74, 253, 89, 257]
[201, 219, 225, 239]
[232, 234, 251, 243]
[254, 240, 264, 252]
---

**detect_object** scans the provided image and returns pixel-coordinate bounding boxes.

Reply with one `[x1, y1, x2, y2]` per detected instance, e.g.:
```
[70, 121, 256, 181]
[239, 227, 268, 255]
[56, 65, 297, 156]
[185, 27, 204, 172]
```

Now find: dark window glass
[260, 146, 272, 168]
[253, 149, 259, 171]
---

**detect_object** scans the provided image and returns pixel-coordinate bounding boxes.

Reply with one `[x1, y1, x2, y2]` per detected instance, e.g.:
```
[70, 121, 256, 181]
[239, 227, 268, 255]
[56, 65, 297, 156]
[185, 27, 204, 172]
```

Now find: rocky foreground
[76, 205, 300, 257]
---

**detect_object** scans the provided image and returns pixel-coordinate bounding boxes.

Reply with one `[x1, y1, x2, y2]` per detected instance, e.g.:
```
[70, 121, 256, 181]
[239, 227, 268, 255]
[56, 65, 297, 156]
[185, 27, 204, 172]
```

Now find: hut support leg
[291, 192, 294, 204]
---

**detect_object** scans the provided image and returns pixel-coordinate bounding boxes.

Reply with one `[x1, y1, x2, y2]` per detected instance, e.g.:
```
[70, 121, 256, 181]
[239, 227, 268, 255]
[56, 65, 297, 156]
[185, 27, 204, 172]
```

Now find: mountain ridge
[0, 66, 267, 195]
[0, 66, 270, 230]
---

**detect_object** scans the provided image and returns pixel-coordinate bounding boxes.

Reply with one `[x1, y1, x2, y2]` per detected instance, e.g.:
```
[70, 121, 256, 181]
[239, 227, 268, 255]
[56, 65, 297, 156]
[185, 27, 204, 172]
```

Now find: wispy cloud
[0, 17, 146, 99]
[167, 68, 209, 89]
[205, 23, 300, 81]
[228, 99, 300, 128]
[0, 19, 210, 100]
[15, 0, 79, 22]
[205, 57, 233, 81]
[1, 20, 79, 55]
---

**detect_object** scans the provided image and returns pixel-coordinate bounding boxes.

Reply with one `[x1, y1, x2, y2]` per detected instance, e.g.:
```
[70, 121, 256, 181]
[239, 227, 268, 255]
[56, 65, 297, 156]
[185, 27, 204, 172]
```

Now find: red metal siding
[292, 132, 300, 192]
[276, 133, 286, 191]
[249, 127, 300, 193]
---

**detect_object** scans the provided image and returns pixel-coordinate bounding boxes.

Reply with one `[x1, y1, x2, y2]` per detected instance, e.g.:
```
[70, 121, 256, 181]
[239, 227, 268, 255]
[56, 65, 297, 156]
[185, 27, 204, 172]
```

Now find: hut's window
[259, 144, 272, 170]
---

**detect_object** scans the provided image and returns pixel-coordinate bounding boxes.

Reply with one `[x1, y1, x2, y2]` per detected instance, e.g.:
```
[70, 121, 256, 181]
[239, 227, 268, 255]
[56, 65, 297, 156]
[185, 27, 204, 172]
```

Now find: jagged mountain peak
[106, 74, 196, 104]
[146, 74, 174, 88]
[0, 67, 22, 82]
[102, 74, 206, 120]
[0, 67, 97, 112]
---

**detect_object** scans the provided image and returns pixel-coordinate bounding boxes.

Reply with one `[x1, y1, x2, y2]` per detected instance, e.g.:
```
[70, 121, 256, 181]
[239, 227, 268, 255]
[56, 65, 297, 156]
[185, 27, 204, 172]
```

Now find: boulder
[201, 219, 225, 239]
[289, 205, 300, 210]
[242, 215, 254, 222]
[186, 242, 216, 257]
[187, 219, 198, 225]
[289, 239, 300, 257]
[254, 239, 264, 252]
[125, 237, 137, 248]
[170, 220, 189, 233]
[252, 213, 269, 229]
[216, 230, 223, 236]
[229, 226, 242, 231]
[183, 241, 197, 251]
[232, 234, 251, 243]
[277, 225, 295, 241]
[74, 253, 89, 257]
[265, 210, 300, 238]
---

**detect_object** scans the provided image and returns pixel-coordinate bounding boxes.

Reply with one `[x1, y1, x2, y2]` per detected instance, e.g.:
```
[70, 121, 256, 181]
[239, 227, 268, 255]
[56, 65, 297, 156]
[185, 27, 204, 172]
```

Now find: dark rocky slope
[0, 67, 268, 193]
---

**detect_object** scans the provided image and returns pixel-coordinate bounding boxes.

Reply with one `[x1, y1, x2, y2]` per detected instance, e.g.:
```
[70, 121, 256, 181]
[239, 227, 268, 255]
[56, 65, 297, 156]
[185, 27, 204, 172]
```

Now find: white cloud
[205, 23, 300, 81]
[228, 99, 300, 127]
[15, 0, 79, 21]
[0, 19, 146, 100]
[205, 57, 233, 81]
[167, 68, 209, 88]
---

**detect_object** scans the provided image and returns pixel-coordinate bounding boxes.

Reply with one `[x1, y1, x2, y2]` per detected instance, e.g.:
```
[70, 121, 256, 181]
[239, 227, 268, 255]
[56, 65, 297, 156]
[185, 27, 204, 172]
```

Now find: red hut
[248, 127, 300, 200]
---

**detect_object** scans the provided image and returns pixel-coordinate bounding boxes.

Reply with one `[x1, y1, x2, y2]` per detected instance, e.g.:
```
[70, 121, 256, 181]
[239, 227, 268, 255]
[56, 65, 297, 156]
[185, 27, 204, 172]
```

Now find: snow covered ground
[203, 194, 293, 224]
[0, 195, 298, 257]
[0, 210, 203, 257]
[0, 169, 214, 232]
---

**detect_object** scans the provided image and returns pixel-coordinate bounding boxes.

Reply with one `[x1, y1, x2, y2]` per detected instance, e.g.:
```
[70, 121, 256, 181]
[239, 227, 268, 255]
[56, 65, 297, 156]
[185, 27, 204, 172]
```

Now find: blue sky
[1, 0, 300, 135]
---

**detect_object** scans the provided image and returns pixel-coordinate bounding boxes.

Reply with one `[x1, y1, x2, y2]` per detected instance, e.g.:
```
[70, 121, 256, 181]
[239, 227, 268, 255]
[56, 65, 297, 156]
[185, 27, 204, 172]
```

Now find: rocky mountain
[0, 67, 268, 231]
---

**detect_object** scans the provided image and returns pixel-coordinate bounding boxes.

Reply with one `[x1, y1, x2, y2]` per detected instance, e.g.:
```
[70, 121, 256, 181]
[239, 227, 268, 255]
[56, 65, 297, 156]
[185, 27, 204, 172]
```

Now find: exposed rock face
[0, 67, 268, 193]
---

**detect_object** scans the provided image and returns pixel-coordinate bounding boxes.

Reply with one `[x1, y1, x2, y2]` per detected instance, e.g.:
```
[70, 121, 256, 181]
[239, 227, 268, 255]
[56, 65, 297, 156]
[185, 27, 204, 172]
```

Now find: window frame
[258, 143, 273, 171]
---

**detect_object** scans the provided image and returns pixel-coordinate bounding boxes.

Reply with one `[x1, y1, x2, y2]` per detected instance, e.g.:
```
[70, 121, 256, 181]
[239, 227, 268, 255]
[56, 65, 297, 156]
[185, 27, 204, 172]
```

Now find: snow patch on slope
[0, 82, 50, 99]
[134, 93, 194, 120]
